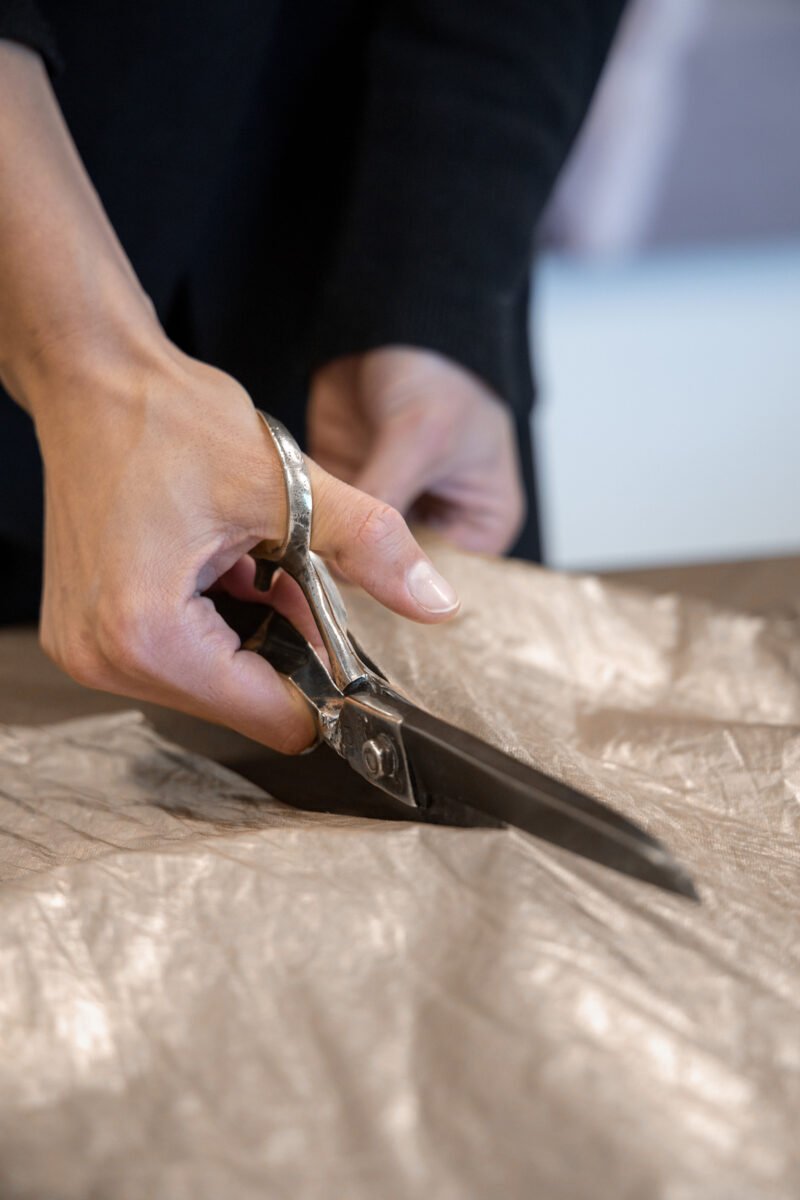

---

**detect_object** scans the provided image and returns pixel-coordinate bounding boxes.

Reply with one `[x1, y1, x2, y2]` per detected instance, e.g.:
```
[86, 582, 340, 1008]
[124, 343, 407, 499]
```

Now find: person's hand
[0, 43, 460, 754]
[309, 347, 526, 555]
[22, 336, 460, 754]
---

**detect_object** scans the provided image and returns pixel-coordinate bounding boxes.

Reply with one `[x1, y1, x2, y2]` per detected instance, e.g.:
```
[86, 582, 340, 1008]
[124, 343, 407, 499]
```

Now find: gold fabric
[1, 546, 799, 1198]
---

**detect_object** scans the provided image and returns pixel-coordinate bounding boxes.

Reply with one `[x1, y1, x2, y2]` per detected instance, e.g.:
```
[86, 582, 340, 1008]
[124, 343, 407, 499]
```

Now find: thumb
[306, 459, 460, 624]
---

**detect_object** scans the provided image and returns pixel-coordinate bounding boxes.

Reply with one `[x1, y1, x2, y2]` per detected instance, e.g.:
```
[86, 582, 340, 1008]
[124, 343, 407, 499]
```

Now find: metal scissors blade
[247, 606, 698, 900]
[384, 692, 699, 899]
[248, 411, 699, 901]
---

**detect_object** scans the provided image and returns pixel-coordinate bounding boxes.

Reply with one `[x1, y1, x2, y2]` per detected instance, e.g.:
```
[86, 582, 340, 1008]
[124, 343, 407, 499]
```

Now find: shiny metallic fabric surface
[1, 544, 798, 1198]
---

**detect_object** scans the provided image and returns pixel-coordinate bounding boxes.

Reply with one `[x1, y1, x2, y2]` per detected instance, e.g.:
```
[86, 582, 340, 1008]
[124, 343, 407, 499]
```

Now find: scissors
[245, 412, 698, 900]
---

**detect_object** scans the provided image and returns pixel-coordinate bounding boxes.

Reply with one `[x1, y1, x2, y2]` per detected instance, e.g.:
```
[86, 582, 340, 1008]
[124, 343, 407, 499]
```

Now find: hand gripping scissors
[245, 412, 698, 900]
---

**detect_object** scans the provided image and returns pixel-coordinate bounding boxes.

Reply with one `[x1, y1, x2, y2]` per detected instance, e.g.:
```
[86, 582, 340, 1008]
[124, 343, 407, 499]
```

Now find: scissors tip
[639, 843, 700, 901]
[674, 871, 701, 903]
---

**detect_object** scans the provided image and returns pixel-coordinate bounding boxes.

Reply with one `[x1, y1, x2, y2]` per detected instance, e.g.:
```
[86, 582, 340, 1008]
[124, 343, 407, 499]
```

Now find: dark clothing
[0, 0, 624, 621]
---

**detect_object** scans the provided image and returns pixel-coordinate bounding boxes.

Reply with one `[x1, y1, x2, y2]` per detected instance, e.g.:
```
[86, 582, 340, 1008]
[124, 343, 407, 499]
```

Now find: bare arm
[0, 42, 459, 750]
[0, 43, 154, 402]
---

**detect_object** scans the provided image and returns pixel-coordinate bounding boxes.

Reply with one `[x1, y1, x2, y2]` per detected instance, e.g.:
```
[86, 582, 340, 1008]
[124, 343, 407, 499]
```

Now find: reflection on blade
[391, 697, 699, 900]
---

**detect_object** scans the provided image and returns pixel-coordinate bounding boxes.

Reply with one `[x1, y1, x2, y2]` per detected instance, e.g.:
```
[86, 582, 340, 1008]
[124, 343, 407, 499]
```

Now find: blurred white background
[534, 0, 800, 568]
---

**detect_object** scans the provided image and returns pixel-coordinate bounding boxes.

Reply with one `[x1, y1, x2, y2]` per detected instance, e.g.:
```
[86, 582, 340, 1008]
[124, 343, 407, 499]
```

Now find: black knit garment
[0, 0, 624, 618]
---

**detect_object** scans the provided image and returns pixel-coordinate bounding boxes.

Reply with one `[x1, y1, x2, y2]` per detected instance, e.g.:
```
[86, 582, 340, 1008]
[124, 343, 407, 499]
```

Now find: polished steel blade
[390, 698, 698, 900]
[242, 608, 697, 899]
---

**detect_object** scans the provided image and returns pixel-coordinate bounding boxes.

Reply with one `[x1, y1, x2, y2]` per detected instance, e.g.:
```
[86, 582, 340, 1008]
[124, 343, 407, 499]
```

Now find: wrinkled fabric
[1, 545, 799, 1200]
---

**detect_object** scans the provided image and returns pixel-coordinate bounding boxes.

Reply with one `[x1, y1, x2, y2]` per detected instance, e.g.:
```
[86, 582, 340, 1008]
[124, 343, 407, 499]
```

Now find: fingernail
[406, 560, 460, 614]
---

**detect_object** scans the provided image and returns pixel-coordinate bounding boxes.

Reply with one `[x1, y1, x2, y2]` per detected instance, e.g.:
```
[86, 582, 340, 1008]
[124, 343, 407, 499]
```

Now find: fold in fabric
[1, 544, 798, 1199]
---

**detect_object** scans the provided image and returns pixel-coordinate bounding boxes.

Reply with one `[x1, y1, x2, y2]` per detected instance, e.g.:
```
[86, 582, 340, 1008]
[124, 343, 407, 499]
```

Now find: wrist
[2, 275, 171, 423]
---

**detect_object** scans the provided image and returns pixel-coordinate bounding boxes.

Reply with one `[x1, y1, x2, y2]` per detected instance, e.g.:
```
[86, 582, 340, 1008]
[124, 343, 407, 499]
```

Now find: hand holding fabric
[309, 348, 526, 555]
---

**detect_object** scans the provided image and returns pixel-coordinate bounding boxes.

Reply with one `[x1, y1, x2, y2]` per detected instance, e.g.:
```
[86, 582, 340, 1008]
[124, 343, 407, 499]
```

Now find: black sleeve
[0, 0, 61, 73]
[310, 0, 625, 415]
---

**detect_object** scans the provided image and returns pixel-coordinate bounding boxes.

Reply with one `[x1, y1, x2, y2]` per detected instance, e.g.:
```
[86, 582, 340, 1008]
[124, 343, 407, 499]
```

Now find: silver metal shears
[246, 411, 698, 900]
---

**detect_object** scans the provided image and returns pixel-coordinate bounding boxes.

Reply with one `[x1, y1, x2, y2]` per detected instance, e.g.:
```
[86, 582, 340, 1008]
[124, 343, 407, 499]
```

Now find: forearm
[0, 42, 460, 753]
[0, 41, 160, 410]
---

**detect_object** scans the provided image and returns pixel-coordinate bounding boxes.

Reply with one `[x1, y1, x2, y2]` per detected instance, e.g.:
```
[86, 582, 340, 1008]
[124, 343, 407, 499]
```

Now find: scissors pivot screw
[361, 735, 397, 782]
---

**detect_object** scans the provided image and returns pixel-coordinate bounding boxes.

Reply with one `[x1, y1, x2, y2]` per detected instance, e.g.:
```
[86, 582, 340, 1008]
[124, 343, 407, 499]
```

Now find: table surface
[2, 553, 798, 782]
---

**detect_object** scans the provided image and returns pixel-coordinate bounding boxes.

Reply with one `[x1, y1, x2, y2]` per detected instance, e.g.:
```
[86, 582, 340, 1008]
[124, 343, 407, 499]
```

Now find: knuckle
[93, 592, 158, 680]
[271, 717, 315, 757]
[41, 628, 107, 688]
[65, 651, 107, 689]
[388, 398, 455, 460]
[352, 501, 408, 557]
[38, 580, 168, 691]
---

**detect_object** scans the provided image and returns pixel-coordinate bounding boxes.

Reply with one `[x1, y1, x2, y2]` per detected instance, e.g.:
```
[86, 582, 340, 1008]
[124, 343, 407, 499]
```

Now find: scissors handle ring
[255, 411, 312, 568]
[252, 410, 369, 693]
